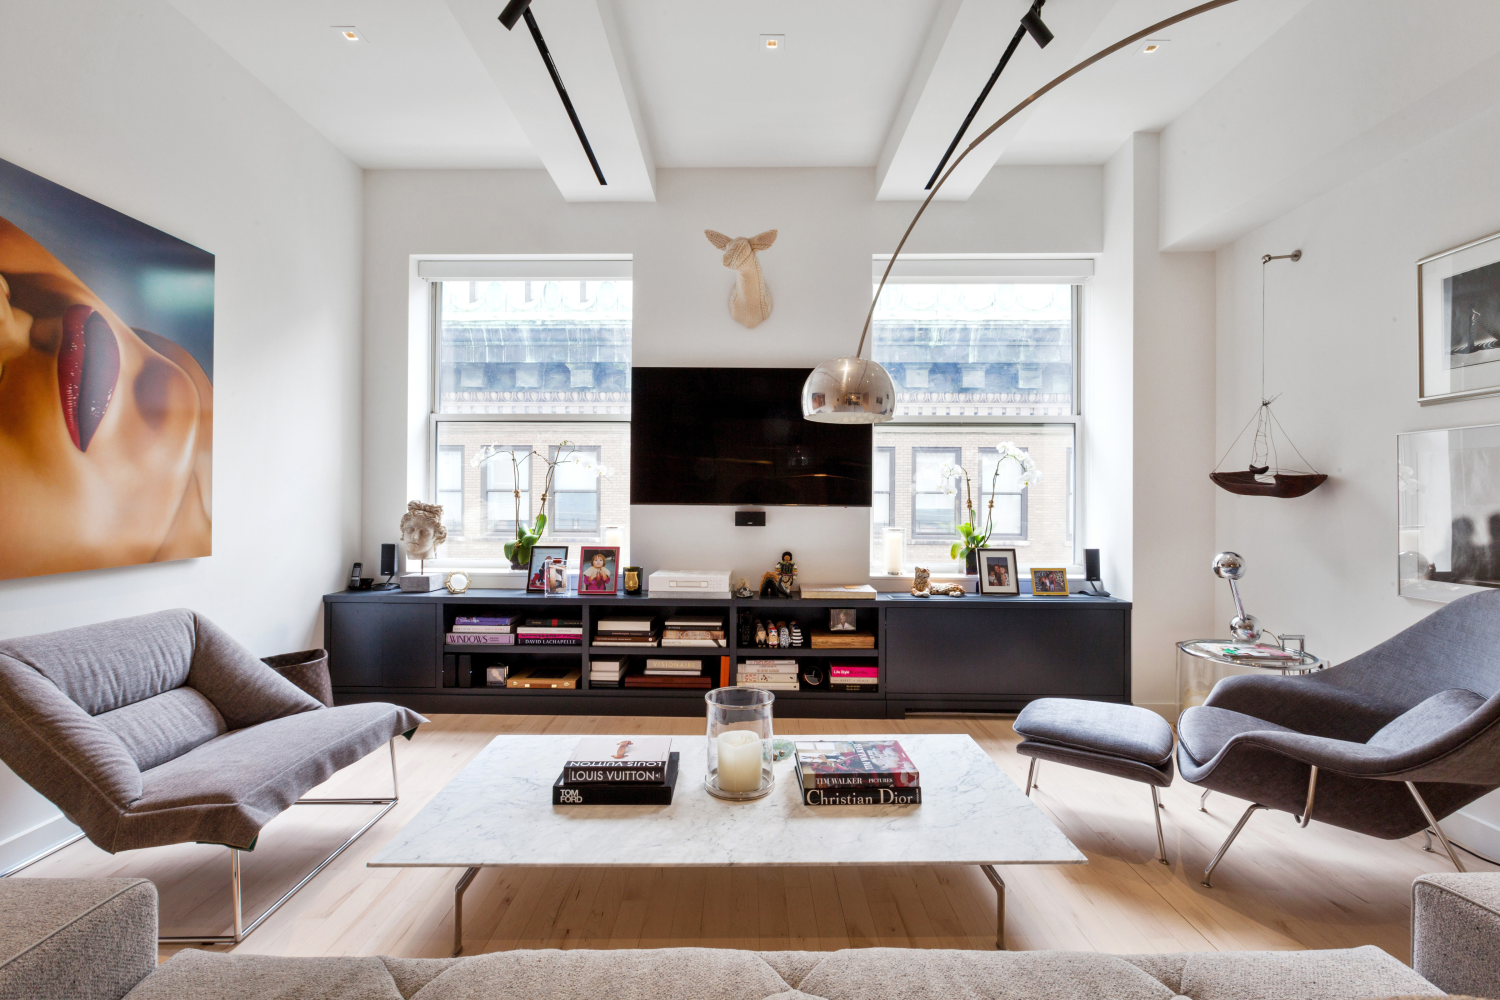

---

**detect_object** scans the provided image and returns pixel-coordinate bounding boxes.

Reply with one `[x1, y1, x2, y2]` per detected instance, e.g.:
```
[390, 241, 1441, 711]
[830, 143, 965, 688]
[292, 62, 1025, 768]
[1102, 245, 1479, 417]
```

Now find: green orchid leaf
[950, 542, 961, 560]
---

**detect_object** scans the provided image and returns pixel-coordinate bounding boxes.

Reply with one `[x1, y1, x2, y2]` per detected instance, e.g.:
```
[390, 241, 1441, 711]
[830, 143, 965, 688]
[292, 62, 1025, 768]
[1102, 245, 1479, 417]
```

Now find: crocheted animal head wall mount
[705, 228, 777, 328]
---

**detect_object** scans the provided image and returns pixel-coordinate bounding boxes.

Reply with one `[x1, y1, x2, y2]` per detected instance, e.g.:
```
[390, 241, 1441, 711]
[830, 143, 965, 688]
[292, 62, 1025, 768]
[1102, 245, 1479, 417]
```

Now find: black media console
[322, 589, 1131, 718]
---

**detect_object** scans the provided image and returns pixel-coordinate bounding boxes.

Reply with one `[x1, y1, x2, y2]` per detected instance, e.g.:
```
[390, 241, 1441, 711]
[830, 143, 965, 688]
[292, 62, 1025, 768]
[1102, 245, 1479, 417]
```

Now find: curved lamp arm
[857, 0, 1244, 360]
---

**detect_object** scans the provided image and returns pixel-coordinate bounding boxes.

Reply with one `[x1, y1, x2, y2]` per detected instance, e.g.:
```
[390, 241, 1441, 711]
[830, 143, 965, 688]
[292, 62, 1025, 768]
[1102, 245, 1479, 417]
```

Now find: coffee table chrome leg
[980, 864, 1005, 950]
[453, 867, 479, 957]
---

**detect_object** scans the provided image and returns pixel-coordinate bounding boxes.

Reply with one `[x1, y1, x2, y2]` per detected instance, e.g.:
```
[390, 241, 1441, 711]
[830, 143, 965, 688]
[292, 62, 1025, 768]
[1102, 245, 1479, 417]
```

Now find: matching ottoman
[1013, 698, 1176, 864]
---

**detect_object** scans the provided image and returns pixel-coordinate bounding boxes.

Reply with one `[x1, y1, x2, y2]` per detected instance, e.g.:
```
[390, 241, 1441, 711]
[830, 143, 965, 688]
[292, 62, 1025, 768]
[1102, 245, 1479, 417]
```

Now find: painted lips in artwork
[0, 155, 214, 580]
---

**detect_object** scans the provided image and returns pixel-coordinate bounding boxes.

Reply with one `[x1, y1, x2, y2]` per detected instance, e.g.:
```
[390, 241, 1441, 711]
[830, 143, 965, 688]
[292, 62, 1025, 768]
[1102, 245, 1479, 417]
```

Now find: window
[911, 447, 961, 537]
[979, 446, 1028, 541]
[870, 269, 1080, 573]
[479, 445, 530, 537]
[428, 267, 631, 567]
[436, 445, 465, 536]
[872, 446, 895, 527]
[548, 445, 601, 534]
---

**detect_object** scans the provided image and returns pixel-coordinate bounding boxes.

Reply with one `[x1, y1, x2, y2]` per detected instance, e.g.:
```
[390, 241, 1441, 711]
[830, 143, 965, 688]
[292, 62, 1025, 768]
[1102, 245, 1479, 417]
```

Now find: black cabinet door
[328, 602, 437, 689]
[885, 605, 1126, 698]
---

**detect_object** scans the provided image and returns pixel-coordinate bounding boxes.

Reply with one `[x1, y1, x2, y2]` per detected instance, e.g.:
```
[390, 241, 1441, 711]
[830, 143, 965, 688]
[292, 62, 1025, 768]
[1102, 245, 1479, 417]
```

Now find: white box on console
[399, 572, 444, 593]
[647, 569, 731, 597]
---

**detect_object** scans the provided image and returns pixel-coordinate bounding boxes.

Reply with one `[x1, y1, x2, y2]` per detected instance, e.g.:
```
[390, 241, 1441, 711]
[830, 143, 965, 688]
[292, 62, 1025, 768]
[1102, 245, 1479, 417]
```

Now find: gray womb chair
[1178, 589, 1500, 886]
[0, 609, 425, 943]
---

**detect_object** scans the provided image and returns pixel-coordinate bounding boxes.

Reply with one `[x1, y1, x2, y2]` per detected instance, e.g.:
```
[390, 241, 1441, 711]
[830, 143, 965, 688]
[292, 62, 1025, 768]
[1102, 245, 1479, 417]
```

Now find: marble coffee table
[368, 733, 1085, 954]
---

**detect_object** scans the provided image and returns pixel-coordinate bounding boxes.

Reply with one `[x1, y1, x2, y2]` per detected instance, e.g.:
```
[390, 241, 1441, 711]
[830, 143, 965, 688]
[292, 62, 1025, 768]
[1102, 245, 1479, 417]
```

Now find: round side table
[1176, 639, 1328, 720]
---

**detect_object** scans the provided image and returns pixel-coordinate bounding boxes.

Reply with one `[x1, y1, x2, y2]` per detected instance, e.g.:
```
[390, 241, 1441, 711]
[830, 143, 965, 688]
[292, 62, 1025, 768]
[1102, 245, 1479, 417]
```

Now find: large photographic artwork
[0, 156, 213, 580]
[1398, 422, 1500, 602]
[1419, 230, 1500, 402]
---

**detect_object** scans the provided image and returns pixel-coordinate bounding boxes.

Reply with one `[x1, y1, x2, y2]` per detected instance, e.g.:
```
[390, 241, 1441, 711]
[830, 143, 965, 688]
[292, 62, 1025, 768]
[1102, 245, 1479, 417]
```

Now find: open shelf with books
[324, 587, 1129, 717]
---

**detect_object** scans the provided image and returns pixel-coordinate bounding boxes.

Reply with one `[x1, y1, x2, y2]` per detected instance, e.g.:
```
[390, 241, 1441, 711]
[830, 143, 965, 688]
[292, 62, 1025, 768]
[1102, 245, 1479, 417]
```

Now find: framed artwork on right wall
[1398, 421, 1500, 603]
[1419, 229, 1500, 403]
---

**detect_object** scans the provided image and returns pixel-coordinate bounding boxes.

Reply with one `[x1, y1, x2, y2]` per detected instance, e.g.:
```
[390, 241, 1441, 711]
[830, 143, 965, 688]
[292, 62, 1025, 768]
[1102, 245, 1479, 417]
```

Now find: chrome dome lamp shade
[802, 356, 896, 424]
[800, 0, 1242, 425]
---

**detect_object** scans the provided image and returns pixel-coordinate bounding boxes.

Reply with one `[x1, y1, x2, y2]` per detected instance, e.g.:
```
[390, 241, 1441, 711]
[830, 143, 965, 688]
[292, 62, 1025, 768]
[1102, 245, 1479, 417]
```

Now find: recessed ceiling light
[333, 26, 365, 43]
[1140, 38, 1168, 54]
[760, 34, 785, 52]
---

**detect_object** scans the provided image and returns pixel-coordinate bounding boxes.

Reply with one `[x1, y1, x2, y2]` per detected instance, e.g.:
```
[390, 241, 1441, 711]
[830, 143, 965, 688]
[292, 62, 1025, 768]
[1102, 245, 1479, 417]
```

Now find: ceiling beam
[876, 0, 1121, 202]
[443, 0, 655, 202]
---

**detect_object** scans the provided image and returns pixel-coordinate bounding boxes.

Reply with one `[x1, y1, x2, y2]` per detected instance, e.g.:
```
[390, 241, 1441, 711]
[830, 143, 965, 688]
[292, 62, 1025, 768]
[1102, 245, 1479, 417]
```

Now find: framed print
[0, 155, 214, 581]
[544, 557, 569, 595]
[977, 547, 1020, 595]
[1398, 422, 1500, 603]
[1419, 230, 1500, 403]
[578, 545, 619, 594]
[1030, 567, 1070, 597]
[526, 545, 567, 593]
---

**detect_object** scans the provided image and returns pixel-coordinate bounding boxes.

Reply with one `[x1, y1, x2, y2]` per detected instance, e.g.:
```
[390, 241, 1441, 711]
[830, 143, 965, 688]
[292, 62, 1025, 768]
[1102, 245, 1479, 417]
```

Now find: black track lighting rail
[499, 0, 607, 186]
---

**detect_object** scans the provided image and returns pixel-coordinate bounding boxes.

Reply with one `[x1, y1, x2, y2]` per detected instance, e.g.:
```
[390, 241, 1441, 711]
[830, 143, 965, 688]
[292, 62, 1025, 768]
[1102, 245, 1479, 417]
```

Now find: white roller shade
[418, 257, 632, 281]
[873, 257, 1093, 284]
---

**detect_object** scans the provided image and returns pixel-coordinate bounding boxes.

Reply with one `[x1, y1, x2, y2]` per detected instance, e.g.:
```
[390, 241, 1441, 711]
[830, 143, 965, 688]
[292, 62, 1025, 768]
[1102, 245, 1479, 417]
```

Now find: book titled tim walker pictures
[794, 740, 921, 806]
[553, 736, 681, 806]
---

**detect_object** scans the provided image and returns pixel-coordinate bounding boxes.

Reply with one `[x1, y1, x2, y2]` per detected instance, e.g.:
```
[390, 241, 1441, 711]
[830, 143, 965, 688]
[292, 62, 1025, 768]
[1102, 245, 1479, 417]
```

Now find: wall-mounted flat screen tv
[631, 367, 872, 506]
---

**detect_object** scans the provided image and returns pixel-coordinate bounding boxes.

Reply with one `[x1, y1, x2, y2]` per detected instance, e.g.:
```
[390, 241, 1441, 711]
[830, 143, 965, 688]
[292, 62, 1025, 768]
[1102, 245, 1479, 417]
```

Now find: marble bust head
[399, 501, 448, 562]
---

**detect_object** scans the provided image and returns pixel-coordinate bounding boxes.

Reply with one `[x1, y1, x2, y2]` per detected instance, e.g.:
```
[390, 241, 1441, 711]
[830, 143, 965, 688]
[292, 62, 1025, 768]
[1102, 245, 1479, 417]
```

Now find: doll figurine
[755, 620, 768, 647]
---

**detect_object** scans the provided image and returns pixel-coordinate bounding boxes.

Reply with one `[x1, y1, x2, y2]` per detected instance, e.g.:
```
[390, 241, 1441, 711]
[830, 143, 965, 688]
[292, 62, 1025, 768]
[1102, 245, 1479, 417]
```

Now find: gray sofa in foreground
[5, 875, 1499, 1000]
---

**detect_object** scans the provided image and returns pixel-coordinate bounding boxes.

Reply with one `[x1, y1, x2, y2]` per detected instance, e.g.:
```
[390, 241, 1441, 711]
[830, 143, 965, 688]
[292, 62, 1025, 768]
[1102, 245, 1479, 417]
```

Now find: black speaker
[734, 510, 766, 527]
[380, 543, 397, 578]
[1085, 549, 1101, 581]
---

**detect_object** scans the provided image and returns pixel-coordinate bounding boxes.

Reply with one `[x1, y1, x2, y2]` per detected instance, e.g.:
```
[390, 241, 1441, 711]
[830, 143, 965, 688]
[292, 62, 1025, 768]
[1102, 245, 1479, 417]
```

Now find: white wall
[0, 0, 364, 872]
[1214, 105, 1500, 856]
[362, 164, 1103, 583]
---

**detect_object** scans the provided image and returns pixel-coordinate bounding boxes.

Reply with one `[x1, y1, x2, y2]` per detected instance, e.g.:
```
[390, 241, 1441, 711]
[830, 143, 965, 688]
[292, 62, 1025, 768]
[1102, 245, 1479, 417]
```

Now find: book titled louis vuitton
[562, 736, 672, 785]
[553, 754, 680, 806]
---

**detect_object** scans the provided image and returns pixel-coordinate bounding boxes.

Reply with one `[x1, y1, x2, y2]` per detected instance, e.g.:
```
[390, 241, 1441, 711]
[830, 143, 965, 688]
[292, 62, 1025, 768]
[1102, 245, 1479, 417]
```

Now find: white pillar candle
[716, 730, 763, 792]
[603, 526, 623, 548]
[883, 527, 904, 575]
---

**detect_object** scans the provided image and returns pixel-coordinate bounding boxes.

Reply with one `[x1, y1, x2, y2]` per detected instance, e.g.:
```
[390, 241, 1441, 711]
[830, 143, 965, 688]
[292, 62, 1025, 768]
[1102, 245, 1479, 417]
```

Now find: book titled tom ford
[801, 785, 921, 806]
[563, 736, 672, 785]
[553, 754, 680, 806]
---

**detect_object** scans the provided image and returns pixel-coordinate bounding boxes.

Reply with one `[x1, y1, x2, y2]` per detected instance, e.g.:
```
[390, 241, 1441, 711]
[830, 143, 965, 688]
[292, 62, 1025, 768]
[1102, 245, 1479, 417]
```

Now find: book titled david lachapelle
[563, 736, 672, 785]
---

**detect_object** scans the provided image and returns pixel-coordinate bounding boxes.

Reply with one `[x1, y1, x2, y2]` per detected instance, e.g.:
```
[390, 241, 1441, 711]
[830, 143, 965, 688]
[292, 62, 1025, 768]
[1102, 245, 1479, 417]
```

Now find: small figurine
[789, 622, 804, 647]
[767, 622, 780, 647]
[777, 621, 791, 648]
[911, 566, 966, 598]
[758, 550, 799, 598]
[755, 620, 768, 647]
[733, 576, 756, 599]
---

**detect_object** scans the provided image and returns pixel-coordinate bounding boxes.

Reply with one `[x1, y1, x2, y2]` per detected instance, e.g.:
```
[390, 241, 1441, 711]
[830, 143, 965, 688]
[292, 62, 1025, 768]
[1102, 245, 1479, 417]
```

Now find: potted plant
[934, 443, 1042, 573]
[470, 441, 612, 569]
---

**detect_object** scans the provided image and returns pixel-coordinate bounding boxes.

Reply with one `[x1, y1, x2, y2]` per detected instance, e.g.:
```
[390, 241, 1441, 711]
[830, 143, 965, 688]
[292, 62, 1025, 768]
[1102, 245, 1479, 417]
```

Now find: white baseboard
[0, 815, 82, 877]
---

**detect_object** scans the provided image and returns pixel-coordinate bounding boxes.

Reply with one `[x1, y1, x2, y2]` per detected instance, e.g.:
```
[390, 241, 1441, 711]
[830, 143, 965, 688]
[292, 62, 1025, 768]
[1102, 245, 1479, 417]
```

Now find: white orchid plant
[929, 442, 1042, 562]
[471, 441, 614, 567]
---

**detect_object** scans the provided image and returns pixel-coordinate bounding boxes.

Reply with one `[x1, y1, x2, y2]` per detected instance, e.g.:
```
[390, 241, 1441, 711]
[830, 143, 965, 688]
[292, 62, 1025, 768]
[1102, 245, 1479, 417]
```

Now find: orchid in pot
[471, 441, 613, 569]
[930, 442, 1042, 573]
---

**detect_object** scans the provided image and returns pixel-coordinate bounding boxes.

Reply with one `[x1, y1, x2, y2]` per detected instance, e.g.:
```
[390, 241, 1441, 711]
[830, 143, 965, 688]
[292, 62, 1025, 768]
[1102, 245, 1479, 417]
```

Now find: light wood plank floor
[23, 713, 1496, 961]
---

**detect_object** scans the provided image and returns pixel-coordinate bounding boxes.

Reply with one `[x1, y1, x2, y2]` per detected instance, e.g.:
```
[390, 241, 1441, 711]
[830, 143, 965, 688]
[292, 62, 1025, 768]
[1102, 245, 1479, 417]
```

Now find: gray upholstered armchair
[0, 609, 426, 943]
[1178, 590, 1500, 886]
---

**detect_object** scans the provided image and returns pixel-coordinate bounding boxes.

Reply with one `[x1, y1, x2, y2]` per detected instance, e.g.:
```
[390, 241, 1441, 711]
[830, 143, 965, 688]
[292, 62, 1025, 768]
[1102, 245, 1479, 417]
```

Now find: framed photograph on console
[1030, 567, 1070, 597]
[977, 548, 1020, 595]
[1419, 230, 1500, 403]
[526, 546, 567, 593]
[578, 546, 619, 595]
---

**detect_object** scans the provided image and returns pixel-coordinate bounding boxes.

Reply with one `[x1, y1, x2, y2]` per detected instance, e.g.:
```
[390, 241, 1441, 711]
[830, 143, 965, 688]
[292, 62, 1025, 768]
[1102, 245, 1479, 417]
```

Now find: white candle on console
[716, 730, 763, 792]
[883, 527, 904, 575]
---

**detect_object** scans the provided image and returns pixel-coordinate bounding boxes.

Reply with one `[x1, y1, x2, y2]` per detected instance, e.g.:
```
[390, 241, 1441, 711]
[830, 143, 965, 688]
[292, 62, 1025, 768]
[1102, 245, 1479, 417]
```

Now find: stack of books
[625, 659, 711, 689]
[589, 658, 624, 687]
[593, 618, 658, 647]
[519, 617, 583, 646]
[661, 616, 726, 648]
[553, 736, 680, 805]
[794, 739, 921, 806]
[829, 662, 878, 692]
[737, 659, 800, 691]
[811, 629, 876, 649]
[446, 614, 519, 646]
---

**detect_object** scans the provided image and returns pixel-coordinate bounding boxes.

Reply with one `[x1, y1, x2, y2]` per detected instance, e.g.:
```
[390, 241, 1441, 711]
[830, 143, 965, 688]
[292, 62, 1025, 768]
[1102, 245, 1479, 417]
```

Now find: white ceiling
[170, 0, 1318, 192]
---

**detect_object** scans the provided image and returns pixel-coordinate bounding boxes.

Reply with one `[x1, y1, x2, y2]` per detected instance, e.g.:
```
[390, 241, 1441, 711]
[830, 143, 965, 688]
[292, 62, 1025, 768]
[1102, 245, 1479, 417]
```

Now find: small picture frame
[977, 548, 1020, 595]
[526, 545, 568, 593]
[829, 608, 856, 631]
[578, 546, 620, 595]
[544, 557, 569, 596]
[1030, 567, 1070, 597]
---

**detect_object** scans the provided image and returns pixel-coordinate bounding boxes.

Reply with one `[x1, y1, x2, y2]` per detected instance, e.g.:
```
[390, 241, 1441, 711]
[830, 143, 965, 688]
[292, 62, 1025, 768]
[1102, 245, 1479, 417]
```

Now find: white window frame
[870, 260, 1086, 573]
[419, 257, 632, 573]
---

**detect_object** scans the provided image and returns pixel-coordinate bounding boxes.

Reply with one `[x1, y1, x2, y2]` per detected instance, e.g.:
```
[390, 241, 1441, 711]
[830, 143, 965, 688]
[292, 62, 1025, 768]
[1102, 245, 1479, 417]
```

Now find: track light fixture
[924, 0, 1053, 190]
[498, 0, 607, 185]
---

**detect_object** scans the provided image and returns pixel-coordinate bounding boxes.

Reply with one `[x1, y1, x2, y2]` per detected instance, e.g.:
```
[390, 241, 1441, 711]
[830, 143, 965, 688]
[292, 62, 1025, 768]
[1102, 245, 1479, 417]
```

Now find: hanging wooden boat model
[1209, 469, 1327, 498]
[1211, 398, 1327, 499]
